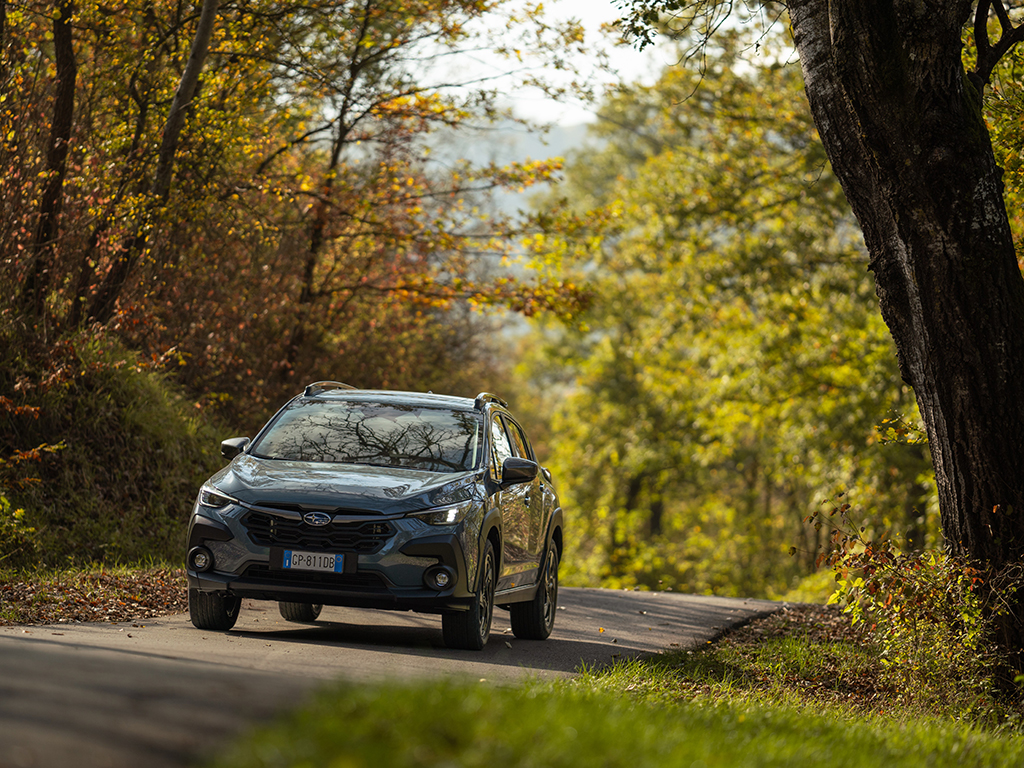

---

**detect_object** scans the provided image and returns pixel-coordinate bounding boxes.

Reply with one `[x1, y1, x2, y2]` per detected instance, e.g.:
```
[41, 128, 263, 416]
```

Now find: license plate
[283, 551, 344, 572]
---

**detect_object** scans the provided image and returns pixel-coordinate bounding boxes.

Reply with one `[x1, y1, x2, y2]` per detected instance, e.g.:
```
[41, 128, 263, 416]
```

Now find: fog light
[424, 565, 455, 591]
[189, 546, 214, 572]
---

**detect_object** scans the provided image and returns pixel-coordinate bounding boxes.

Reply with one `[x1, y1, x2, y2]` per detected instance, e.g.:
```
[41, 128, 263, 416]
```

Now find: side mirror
[220, 437, 250, 460]
[501, 457, 539, 487]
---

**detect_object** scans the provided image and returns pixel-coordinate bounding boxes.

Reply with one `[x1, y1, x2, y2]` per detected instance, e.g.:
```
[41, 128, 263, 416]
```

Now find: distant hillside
[491, 122, 593, 165]
[428, 120, 595, 216]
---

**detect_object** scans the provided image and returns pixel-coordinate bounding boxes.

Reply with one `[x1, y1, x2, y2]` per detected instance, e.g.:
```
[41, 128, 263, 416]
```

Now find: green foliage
[519, 30, 935, 597]
[982, 29, 1024, 262]
[875, 415, 929, 446]
[0, 392, 65, 567]
[812, 499, 1017, 708]
[0, 495, 37, 567]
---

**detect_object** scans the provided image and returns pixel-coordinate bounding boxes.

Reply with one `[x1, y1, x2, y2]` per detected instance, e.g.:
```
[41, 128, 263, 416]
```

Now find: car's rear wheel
[278, 601, 323, 622]
[442, 540, 496, 650]
[510, 544, 559, 640]
[188, 588, 241, 631]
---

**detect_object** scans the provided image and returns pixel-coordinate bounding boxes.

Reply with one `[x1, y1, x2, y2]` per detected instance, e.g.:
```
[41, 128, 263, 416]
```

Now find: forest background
[4, 0, 1024, 603]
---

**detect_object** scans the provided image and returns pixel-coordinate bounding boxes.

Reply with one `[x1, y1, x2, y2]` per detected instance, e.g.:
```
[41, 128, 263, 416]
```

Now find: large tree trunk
[789, 0, 1024, 669]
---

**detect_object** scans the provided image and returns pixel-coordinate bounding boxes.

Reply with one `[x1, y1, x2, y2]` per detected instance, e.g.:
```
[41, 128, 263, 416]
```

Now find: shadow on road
[219, 587, 782, 676]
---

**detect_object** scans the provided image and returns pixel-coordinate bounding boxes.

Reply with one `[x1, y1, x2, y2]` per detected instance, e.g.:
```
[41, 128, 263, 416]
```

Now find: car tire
[278, 601, 323, 622]
[510, 544, 559, 640]
[188, 588, 241, 631]
[442, 540, 496, 651]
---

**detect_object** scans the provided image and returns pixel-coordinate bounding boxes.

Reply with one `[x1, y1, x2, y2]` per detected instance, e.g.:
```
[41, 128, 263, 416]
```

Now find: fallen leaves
[0, 567, 188, 626]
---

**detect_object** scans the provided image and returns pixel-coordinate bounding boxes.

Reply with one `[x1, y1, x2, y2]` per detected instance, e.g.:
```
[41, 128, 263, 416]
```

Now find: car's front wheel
[188, 588, 241, 631]
[442, 540, 496, 650]
[278, 602, 323, 622]
[510, 543, 559, 640]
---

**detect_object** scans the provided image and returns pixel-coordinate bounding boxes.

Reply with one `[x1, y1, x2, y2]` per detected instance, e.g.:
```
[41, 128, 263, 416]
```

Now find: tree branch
[973, 0, 1024, 88]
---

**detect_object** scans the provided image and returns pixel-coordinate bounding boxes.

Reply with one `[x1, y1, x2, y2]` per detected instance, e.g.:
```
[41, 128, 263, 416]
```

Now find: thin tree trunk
[1, 0, 8, 82]
[86, 0, 220, 324]
[649, 496, 664, 538]
[280, 0, 379, 372]
[281, 131, 344, 374]
[20, 0, 76, 321]
[69, 67, 152, 327]
[151, 0, 219, 201]
[789, 0, 1024, 670]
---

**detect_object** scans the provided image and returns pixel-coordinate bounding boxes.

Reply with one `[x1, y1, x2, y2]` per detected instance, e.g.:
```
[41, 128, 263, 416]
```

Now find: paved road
[0, 588, 780, 768]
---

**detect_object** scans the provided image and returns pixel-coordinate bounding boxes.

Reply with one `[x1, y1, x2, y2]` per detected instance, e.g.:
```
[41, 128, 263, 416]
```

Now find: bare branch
[972, 0, 1024, 88]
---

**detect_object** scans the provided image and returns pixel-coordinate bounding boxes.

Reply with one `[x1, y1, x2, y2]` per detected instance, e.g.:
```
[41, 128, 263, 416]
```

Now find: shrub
[1, 327, 223, 569]
[807, 496, 1017, 712]
[0, 494, 38, 567]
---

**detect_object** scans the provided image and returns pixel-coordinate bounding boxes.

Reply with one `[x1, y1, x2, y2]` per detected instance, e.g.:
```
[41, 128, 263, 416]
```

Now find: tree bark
[20, 0, 76, 321]
[789, 0, 1024, 668]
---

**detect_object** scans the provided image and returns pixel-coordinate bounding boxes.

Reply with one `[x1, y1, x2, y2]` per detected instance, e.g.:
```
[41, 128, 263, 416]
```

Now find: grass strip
[210, 676, 1024, 768]
[210, 606, 1024, 767]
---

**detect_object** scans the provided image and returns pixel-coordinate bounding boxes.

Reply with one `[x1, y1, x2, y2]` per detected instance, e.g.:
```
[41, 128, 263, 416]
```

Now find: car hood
[208, 454, 482, 515]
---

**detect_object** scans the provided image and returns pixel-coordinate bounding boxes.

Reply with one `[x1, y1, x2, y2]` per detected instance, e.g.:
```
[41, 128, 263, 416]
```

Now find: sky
[479, 0, 674, 124]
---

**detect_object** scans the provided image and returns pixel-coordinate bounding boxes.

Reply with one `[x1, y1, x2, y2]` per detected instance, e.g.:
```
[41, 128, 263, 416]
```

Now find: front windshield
[250, 400, 483, 473]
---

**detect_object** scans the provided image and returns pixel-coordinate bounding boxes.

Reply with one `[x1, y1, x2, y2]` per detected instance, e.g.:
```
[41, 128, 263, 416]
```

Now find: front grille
[242, 564, 389, 589]
[242, 510, 394, 554]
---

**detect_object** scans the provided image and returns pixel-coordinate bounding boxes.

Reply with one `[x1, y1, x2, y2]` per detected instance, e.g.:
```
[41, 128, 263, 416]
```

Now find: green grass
[210, 676, 1024, 768]
[209, 608, 1024, 768]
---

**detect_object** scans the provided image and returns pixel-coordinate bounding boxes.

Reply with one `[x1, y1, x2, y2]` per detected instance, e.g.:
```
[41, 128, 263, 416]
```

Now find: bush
[808, 497, 1016, 712]
[0, 494, 37, 567]
[1, 328, 224, 569]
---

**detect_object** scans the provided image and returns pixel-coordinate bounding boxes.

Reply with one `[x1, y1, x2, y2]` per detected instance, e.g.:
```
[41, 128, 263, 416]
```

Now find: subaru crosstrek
[185, 383, 563, 650]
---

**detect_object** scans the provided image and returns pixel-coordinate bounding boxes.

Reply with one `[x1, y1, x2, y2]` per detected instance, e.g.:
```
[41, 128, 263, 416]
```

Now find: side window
[504, 418, 534, 461]
[489, 416, 513, 481]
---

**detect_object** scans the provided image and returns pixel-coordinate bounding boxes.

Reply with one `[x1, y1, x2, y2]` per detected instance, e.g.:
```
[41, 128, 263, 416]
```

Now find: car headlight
[199, 484, 237, 509]
[410, 501, 473, 526]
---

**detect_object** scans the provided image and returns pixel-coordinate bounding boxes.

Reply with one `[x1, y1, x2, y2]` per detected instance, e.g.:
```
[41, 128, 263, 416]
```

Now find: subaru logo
[303, 511, 332, 527]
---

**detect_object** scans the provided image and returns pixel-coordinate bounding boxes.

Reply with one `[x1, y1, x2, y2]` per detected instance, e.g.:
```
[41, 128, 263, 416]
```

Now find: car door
[503, 416, 545, 572]
[489, 414, 536, 590]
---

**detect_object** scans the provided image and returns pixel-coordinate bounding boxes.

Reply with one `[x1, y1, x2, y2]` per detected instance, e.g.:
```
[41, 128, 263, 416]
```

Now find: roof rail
[474, 392, 508, 410]
[304, 381, 356, 397]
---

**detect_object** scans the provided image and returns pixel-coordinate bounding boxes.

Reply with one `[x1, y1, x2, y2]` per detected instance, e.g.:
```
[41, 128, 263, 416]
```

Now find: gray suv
[185, 383, 563, 650]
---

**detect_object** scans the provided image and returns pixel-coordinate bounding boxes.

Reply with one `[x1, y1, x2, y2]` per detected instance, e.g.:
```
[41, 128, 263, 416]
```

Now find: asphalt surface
[0, 588, 780, 768]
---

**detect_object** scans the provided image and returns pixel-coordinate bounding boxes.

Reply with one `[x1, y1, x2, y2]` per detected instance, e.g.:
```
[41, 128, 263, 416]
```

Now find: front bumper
[187, 511, 476, 614]
[186, 566, 476, 612]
